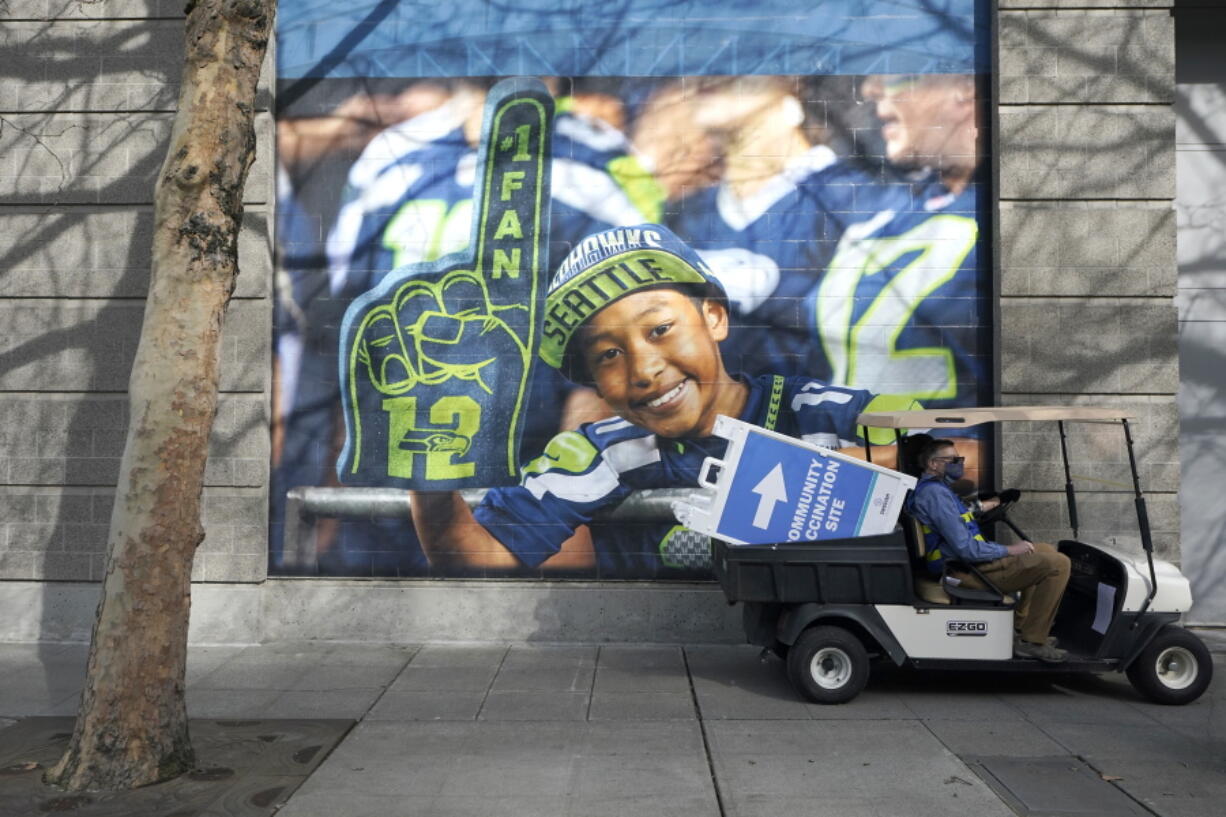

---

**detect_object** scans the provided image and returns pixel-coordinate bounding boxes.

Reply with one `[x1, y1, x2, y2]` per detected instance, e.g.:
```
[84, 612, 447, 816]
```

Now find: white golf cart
[710, 407, 1213, 705]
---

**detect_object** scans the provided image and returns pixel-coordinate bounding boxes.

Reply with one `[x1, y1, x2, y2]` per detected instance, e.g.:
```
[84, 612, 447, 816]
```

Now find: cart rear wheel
[1126, 626, 1213, 705]
[787, 625, 869, 704]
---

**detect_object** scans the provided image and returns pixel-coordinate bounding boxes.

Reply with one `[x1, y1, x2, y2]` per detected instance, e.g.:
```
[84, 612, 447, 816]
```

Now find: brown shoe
[1014, 638, 1067, 663]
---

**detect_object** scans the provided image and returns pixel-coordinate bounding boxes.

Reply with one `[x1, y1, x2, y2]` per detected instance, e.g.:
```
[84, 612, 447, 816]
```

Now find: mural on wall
[272, 0, 994, 578]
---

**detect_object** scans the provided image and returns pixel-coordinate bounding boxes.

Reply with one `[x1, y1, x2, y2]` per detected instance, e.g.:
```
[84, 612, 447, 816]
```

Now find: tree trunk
[45, 0, 274, 791]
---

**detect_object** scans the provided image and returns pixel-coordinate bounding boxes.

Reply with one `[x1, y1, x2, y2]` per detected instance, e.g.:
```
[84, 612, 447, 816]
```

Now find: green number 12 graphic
[817, 214, 976, 401]
[337, 78, 554, 490]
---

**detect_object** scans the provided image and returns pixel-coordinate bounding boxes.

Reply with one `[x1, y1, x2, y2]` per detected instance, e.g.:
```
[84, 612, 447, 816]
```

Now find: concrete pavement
[1, 632, 1224, 817]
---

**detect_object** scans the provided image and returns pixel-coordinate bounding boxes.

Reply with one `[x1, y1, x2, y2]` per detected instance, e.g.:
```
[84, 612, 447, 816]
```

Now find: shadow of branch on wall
[0, 2, 272, 674]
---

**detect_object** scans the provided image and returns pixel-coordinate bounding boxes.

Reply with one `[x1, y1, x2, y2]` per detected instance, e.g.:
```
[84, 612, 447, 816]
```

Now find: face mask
[944, 461, 965, 481]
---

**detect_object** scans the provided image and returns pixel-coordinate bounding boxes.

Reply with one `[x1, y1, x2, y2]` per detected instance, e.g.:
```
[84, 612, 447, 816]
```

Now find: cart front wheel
[787, 625, 869, 704]
[1126, 626, 1213, 705]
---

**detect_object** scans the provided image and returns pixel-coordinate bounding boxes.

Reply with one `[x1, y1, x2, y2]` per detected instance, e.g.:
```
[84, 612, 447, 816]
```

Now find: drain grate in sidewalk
[968, 756, 1152, 817]
[0, 717, 352, 817]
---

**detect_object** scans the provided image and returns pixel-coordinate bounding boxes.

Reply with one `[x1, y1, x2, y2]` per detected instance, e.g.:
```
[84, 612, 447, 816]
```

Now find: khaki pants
[953, 542, 1071, 644]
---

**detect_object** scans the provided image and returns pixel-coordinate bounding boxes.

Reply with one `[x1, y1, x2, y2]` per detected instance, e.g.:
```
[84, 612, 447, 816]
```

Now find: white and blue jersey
[327, 105, 653, 299]
[474, 374, 919, 575]
[670, 152, 989, 409]
[326, 101, 475, 299]
[807, 167, 988, 409]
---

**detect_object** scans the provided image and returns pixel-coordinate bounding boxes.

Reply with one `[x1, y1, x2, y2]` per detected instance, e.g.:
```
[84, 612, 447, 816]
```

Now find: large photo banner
[272, 0, 994, 578]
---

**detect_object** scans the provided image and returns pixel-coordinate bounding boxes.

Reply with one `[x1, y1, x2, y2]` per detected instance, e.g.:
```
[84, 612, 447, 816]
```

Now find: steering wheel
[976, 488, 1021, 527]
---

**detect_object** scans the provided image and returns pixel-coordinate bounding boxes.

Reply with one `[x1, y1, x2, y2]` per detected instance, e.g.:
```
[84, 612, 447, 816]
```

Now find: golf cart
[709, 407, 1213, 705]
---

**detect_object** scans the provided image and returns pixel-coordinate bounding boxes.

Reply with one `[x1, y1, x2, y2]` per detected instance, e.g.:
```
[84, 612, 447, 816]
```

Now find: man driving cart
[709, 405, 1212, 706]
[907, 437, 1071, 662]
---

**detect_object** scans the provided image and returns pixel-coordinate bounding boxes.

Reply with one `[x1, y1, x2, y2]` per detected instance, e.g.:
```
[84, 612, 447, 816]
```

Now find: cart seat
[902, 512, 1015, 607]
[902, 514, 952, 604]
[943, 573, 1016, 605]
[915, 574, 953, 604]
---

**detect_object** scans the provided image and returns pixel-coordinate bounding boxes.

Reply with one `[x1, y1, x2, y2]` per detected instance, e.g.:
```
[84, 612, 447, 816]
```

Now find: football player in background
[812, 73, 986, 408]
[625, 78, 724, 205]
[669, 73, 989, 410]
[664, 76, 841, 379]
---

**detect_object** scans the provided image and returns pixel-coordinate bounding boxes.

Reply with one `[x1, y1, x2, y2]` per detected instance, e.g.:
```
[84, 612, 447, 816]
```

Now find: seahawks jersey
[327, 106, 655, 299]
[326, 102, 474, 298]
[473, 374, 919, 575]
[806, 167, 989, 408]
[670, 153, 989, 409]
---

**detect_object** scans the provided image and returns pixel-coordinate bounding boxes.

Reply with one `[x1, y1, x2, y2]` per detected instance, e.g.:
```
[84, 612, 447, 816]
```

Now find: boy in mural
[669, 72, 988, 409]
[410, 223, 921, 574]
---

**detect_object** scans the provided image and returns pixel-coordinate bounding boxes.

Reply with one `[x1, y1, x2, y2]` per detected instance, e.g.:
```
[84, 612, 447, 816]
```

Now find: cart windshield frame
[855, 406, 1134, 430]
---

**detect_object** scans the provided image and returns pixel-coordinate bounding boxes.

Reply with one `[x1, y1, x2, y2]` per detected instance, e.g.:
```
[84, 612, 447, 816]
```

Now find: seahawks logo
[398, 432, 472, 456]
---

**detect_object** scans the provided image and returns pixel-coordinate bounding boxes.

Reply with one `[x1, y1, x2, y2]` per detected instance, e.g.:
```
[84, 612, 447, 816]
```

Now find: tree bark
[45, 0, 274, 791]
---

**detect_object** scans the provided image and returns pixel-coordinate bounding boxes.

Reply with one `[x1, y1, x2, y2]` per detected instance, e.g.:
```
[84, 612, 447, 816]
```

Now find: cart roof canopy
[856, 406, 1134, 429]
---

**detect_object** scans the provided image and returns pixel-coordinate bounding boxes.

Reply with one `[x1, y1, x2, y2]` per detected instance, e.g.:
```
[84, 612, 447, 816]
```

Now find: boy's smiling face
[577, 288, 746, 438]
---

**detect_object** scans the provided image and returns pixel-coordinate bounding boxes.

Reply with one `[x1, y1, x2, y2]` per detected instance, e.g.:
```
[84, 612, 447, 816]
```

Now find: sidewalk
[1, 631, 1224, 817]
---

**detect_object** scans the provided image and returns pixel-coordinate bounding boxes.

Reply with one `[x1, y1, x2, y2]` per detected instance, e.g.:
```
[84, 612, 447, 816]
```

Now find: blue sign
[716, 429, 879, 545]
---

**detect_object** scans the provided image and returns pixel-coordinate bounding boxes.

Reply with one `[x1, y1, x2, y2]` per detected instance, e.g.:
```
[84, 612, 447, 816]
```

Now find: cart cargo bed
[711, 530, 913, 605]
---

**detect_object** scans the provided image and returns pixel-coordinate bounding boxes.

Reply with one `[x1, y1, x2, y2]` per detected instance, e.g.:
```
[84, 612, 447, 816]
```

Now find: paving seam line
[585, 646, 600, 721]
[916, 718, 1027, 815]
[681, 647, 728, 817]
[353, 643, 422, 722]
[268, 719, 362, 815]
[472, 644, 512, 720]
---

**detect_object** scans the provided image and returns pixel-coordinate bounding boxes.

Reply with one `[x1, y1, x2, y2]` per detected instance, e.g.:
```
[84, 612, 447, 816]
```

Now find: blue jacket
[906, 475, 1007, 574]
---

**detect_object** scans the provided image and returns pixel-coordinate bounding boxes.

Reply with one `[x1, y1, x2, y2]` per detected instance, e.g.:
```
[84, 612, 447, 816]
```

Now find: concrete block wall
[0, 1, 273, 583]
[997, 0, 1180, 557]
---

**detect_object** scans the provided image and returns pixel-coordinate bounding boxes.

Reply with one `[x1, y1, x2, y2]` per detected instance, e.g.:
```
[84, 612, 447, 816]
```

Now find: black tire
[1126, 626, 1213, 705]
[786, 625, 869, 704]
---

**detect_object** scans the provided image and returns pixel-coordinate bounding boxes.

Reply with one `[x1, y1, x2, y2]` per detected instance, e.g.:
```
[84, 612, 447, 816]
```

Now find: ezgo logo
[946, 620, 988, 637]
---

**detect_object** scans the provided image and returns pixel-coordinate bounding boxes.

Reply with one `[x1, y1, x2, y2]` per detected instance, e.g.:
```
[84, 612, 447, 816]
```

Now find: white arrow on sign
[751, 463, 788, 529]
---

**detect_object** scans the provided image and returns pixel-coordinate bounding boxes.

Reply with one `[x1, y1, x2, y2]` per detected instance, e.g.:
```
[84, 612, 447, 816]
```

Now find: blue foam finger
[338, 78, 554, 488]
